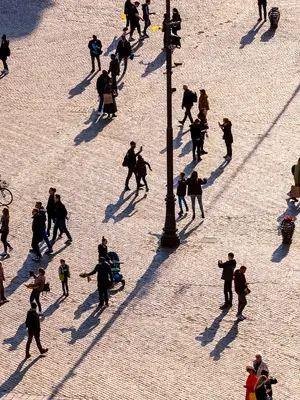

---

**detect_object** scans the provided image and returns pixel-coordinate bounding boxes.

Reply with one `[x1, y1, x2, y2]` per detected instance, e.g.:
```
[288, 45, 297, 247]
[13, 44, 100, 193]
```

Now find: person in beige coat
[198, 89, 209, 116]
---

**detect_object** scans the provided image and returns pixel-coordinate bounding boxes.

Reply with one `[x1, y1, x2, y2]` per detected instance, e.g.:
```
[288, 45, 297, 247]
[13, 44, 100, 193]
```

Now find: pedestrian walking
[46, 188, 58, 236]
[108, 54, 120, 95]
[218, 252, 236, 309]
[129, 1, 143, 41]
[257, 0, 267, 22]
[58, 259, 70, 297]
[51, 194, 72, 245]
[35, 202, 53, 255]
[135, 155, 152, 192]
[198, 110, 209, 154]
[171, 8, 181, 35]
[25, 302, 48, 359]
[190, 119, 204, 161]
[198, 89, 209, 117]
[255, 376, 268, 400]
[85, 258, 113, 308]
[186, 171, 207, 219]
[116, 35, 132, 74]
[244, 366, 258, 400]
[142, 0, 155, 38]
[0, 34, 10, 75]
[31, 208, 44, 261]
[177, 172, 188, 216]
[261, 370, 277, 400]
[218, 118, 233, 161]
[88, 35, 102, 73]
[103, 79, 118, 118]
[124, 0, 133, 31]
[0, 207, 12, 257]
[123, 141, 143, 191]
[0, 262, 8, 304]
[96, 70, 109, 115]
[253, 354, 269, 377]
[234, 265, 249, 321]
[25, 268, 46, 314]
[179, 85, 196, 125]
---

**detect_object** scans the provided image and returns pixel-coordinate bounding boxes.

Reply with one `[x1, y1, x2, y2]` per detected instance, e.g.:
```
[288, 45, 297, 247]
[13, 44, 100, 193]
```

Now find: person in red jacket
[234, 265, 248, 321]
[244, 366, 258, 400]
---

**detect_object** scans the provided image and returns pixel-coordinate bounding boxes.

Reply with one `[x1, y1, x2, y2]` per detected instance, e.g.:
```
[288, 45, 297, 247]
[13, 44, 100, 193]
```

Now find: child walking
[58, 259, 70, 297]
[177, 172, 189, 216]
[1, 207, 13, 257]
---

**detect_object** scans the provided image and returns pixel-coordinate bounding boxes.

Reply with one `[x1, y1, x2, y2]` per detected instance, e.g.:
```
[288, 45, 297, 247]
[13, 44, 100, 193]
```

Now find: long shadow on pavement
[74, 114, 113, 145]
[195, 309, 229, 347]
[240, 21, 264, 49]
[209, 320, 239, 361]
[68, 72, 98, 99]
[141, 50, 166, 77]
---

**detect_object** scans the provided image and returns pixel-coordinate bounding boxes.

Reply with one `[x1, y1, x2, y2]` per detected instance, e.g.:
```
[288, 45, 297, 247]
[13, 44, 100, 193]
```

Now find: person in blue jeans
[177, 172, 189, 216]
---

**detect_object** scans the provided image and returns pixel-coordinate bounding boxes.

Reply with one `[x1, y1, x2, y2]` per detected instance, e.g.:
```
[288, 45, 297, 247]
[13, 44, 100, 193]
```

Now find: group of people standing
[245, 354, 277, 400]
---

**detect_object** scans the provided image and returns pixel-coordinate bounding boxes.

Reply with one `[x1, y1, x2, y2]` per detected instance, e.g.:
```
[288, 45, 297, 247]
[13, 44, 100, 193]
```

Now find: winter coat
[88, 39, 102, 56]
[46, 194, 55, 215]
[0, 215, 9, 234]
[38, 207, 47, 226]
[255, 384, 267, 400]
[190, 124, 204, 141]
[87, 260, 113, 287]
[129, 5, 140, 22]
[54, 201, 68, 220]
[97, 74, 109, 95]
[293, 163, 300, 186]
[177, 178, 187, 196]
[182, 89, 194, 109]
[198, 93, 209, 111]
[126, 148, 138, 168]
[124, 0, 133, 14]
[108, 59, 120, 77]
[116, 39, 132, 58]
[171, 12, 181, 30]
[186, 178, 207, 196]
[26, 309, 41, 331]
[32, 214, 44, 238]
[0, 39, 10, 59]
[245, 374, 258, 400]
[234, 270, 247, 295]
[218, 259, 236, 281]
[220, 122, 233, 143]
[253, 360, 269, 377]
[58, 264, 70, 281]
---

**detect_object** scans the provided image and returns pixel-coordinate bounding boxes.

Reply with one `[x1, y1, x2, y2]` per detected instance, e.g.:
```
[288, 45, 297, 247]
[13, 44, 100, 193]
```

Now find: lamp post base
[161, 194, 180, 248]
[161, 231, 180, 247]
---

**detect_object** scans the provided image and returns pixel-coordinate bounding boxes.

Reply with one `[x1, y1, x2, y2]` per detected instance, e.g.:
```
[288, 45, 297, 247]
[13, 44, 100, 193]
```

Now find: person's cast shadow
[209, 320, 239, 361]
[161, 126, 190, 154]
[74, 113, 113, 145]
[195, 309, 229, 347]
[203, 160, 230, 189]
[73, 290, 99, 320]
[240, 21, 264, 49]
[68, 72, 98, 99]
[103, 190, 147, 223]
[141, 50, 166, 77]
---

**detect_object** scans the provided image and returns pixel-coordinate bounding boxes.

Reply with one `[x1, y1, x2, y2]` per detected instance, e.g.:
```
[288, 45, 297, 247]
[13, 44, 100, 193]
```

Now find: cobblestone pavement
[1, 0, 300, 399]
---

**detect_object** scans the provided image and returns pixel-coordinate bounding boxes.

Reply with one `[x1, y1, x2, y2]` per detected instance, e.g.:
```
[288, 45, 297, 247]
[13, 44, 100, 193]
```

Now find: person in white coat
[253, 354, 269, 377]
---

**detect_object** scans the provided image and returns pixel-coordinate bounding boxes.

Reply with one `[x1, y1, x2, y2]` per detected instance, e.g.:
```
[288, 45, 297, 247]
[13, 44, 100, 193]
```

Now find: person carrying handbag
[234, 265, 249, 321]
[103, 79, 117, 118]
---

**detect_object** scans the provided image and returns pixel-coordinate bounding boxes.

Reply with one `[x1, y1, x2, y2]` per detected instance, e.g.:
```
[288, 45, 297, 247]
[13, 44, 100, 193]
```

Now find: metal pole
[161, 0, 180, 248]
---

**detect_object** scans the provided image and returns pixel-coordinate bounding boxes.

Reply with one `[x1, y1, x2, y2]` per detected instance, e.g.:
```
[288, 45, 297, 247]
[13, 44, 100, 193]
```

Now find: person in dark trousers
[35, 202, 53, 255]
[31, 208, 44, 261]
[198, 110, 209, 154]
[124, 141, 143, 191]
[51, 194, 72, 245]
[234, 265, 248, 321]
[103, 79, 117, 118]
[124, 0, 133, 30]
[88, 35, 102, 73]
[0, 207, 12, 257]
[135, 155, 152, 192]
[218, 253, 236, 309]
[98, 236, 111, 262]
[85, 258, 113, 308]
[58, 259, 70, 297]
[198, 89, 209, 117]
[25, 302, 48, 359]
[179, 85, 194, 125]
[254, 376, 268, 400]
[162, 14, 167, 48]
[25, 268, 46, 314]
[96, 70, 109, 115]
[142, 0, 154, 37]
[171, 8, 181, 35]
[129, 1, 143, 41]
[46, 187, 59, 236]
[261, 370, 277, 400]
[177, 172, 188, 216]
[190, 119, 204, 162]
[108, 54, 120, 94]
[219, 118, 233, 161]
[116, 35, 132, 74]
[0, 34, 10, 75]
[186, 171, 207, 219]
[258, 0, 267, 22]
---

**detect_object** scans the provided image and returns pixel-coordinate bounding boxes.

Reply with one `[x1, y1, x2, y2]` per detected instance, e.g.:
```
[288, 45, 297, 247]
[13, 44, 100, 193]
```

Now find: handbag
[249, 393, 256, 400]
[103, 93, 113, 105]
[244, 287, 251, 295]
[291, 185, 300, 198]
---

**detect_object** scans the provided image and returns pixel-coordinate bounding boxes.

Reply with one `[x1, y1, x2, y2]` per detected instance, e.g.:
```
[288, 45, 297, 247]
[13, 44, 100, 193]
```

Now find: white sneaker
[0, 251, 7, 257]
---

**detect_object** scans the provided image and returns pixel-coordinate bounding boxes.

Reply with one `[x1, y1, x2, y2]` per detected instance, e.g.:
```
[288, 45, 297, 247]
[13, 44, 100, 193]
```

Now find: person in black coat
[177, 172, 188, 216]
[0, 34, 10, 75]
[186, 171, 207, 219]
[98, 236, 110, 262]
[219, 118, 233, 160]
[108, 54, 120, 94]
[135, 155, 152, 192]
[124, 0, 133, 30]
[25, 302, 48, 359]
[96, 70, 109, 115]
[103, 80, 117, 118]
[261, 370, 277, 399]
[190, 119, 205, 162]
[142, 0, 154, 37]
[46, 187, 57, 236]
[86, 258, 113, 308]
[171, 8, 181, 35]
[255, 376, 268, 400]
[31, 208, 44, 261]
[129, 1, 143, 40]
[218, 252, 237, 309]
[179, 85, 195, 125]
[116, 35, 132, 74]
[258, 0, 267, 22]
[88, 35, 102, 73]
[51, 194, 72, 245]
[124, 141, 143, 191]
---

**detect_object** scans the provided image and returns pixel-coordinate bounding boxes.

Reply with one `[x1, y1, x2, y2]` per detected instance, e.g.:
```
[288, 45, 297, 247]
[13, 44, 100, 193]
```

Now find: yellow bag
[249, 393, 256, 400]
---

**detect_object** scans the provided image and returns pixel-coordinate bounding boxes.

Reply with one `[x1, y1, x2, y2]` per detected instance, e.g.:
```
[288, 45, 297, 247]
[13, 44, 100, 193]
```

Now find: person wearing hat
[244, 366, 258, 400]
[0, 34, 10, 75]
[129, 1, 143, 41]
[116, 35, 132, 74]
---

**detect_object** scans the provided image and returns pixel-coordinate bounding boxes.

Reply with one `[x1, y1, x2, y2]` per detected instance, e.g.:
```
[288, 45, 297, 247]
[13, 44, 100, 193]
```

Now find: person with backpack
[96, 70, 109, 115]
[135, 155, 152, 192]
[25, 302, 48, 359]
[219, 118, 233, 161]
[124, 141, 143, 191]
[88, 35, 102, 73]
[179, 85, 196, 125]
[186, 171, 207, 219]
[218, 252, 236, 309]
[58, 259, 70, 297]
[51, 194, 72, 245]
[116, 35, 132, 74]
[25, 268, 46, 315]
[177, 172, 188, 216]
[0, 207, 13, 257]
[0, 34, 10, 75]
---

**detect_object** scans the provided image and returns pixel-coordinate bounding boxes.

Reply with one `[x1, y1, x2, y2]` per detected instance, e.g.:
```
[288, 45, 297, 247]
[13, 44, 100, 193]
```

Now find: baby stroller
[107, 251, 125, 288]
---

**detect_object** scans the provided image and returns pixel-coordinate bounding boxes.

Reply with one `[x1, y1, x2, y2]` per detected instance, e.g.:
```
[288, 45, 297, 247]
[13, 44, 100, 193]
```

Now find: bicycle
[0, 179, 13, 206]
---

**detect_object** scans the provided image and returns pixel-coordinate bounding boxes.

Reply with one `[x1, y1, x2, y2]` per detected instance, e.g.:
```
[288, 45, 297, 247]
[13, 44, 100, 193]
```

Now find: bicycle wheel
[0, 188, 13, 206]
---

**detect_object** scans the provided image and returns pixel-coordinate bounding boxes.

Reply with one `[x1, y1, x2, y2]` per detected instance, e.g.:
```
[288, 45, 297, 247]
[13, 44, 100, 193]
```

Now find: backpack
[42, 282, 50, 294]
[191, 92, 197, 103]
[122, 154, 128, 167]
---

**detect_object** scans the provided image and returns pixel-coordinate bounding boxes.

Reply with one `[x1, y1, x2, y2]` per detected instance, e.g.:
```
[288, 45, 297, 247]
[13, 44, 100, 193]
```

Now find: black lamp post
[161, 0, 180, 248]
